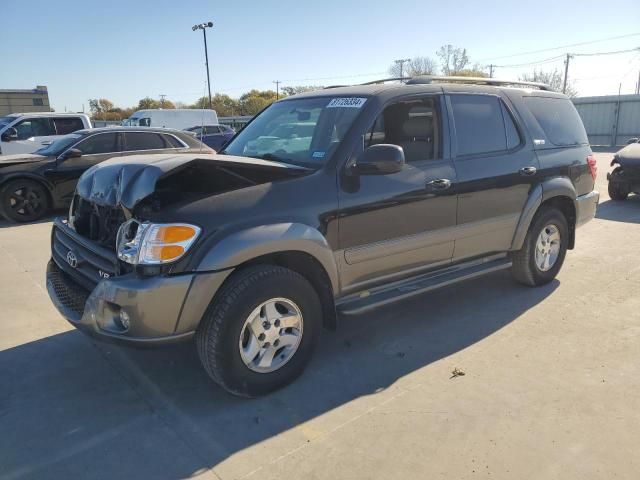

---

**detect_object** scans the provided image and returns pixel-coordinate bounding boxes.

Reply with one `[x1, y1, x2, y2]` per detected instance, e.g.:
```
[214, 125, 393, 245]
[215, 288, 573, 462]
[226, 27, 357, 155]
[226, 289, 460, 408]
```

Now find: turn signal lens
[155, 225, 199, 243]
[117, 222, 201, 265]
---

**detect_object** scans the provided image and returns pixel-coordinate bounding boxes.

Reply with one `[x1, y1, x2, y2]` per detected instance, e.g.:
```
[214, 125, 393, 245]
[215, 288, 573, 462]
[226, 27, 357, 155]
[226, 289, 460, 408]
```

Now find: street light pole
[192, 21, 214, 109]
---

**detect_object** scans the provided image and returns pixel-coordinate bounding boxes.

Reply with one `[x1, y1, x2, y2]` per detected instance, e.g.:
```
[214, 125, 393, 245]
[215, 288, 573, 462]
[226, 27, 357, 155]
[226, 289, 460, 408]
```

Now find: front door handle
[426, 178, 452, 190]
[519, 166, 537, 176]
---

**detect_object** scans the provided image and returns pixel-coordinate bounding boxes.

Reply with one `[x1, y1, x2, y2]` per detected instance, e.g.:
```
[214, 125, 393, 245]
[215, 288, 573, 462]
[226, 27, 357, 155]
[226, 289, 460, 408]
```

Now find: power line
[573, 47, 640, 57]
[478, 32, 640, 62]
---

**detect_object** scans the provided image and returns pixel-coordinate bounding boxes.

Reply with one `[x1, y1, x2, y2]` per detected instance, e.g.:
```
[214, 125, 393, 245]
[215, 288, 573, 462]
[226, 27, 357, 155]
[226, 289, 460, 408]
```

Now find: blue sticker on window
[312, 151, 326, 159]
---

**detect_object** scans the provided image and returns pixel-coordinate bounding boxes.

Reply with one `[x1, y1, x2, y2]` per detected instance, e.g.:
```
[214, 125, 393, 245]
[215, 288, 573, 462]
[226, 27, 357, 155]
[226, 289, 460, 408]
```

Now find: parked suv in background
[46, 77, 599, 397]
[0, 127, 209, 222]
[0, 113, 92, 156]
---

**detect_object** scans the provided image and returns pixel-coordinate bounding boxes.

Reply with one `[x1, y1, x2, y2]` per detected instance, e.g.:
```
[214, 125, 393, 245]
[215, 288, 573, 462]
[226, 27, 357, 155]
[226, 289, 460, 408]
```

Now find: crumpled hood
[0, 153, 47, 166]
[75, 152, 307, 211]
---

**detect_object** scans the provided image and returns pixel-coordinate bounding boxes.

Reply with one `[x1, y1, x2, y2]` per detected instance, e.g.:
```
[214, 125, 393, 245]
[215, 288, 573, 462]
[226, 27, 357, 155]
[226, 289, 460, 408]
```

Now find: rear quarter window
[524, 97, 588, 146]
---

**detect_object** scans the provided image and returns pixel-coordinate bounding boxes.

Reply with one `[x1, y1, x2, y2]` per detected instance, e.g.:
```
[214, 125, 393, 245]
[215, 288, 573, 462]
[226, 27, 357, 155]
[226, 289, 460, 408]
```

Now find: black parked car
[47, 77, 599, 397]
[0, 127, 209, 222]
[184, 124, 235, 151]
[608, 142, 640, 200]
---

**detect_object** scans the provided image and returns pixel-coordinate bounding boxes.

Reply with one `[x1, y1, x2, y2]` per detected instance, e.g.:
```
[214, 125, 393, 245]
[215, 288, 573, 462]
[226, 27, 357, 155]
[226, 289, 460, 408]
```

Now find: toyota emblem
[66, 251, 78, 268]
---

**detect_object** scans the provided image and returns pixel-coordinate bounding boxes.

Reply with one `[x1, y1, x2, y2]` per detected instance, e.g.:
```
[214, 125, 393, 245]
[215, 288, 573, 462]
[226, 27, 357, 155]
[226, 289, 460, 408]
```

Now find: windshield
[222, 96, 367, 168]
[34, 134, 82, 156]
[0, 116, 15, 130]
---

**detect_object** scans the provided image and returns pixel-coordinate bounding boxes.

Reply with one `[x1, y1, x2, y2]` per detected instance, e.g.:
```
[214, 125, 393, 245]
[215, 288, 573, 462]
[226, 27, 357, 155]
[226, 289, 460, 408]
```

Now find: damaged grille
[71, 197, 127, 249]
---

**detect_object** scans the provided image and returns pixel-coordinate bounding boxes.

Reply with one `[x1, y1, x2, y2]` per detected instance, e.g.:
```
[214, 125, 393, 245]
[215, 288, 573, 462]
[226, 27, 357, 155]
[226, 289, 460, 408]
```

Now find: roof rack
[358, 76, 552, 91]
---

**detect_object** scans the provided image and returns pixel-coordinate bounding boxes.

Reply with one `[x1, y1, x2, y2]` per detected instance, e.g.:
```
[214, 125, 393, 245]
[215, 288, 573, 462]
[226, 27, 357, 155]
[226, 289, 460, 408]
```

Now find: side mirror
[1, 127, 18, 142]
[350, 144, 405, 175]
[61, 148, 82, 160]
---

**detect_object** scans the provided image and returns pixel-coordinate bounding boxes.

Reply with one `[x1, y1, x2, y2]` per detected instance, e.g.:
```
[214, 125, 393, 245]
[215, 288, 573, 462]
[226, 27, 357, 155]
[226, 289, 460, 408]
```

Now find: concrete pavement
[1, 152, 639, 479]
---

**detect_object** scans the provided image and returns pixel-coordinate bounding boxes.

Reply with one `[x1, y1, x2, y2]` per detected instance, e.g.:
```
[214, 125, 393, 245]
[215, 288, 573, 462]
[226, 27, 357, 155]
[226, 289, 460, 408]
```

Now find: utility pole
[489, 64, 495, 78]
[394, 58, 411, 81]
[562, 53, 573, 94]
[192, 22, 214, 109]
[159, 94, 166, 108]
[636, 69, 640, 95]
[273, 80, 281, 100]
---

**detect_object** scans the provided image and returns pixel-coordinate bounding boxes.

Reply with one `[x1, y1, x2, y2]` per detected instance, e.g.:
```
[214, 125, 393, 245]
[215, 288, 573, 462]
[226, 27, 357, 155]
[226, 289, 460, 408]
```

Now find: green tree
[238, 90, 279, 116]
[88, 98, 115, 119]
[137, 97, 160, 109]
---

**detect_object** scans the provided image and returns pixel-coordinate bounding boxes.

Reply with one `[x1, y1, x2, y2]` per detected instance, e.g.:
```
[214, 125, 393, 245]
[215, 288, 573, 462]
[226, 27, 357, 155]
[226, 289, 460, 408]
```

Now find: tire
[608, 167, 628, 201]
[196, 265, 322, 397]
[510, 207, 569, 287]
[0, 179, 51, 223]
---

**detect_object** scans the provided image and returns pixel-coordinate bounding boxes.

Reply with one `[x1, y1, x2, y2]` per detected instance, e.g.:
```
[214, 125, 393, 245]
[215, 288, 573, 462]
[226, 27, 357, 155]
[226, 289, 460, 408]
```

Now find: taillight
[587, 155, 597, 180]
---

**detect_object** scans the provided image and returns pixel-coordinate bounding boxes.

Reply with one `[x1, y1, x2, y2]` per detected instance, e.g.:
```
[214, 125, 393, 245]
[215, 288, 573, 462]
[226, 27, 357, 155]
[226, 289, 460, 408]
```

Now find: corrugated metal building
[573, 94, 640, 147]
[0, 86, 51, 116]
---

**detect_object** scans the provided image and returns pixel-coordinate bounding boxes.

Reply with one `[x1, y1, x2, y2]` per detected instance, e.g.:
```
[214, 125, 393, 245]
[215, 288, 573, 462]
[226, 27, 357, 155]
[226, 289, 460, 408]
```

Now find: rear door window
[124, 132, 168, 151]
[75, 132, 118, 155]
[524, 96, 588, 146]
[13, 118, 55, 140]
[53, 117, 85, 135]
[450, 94, 506, 156]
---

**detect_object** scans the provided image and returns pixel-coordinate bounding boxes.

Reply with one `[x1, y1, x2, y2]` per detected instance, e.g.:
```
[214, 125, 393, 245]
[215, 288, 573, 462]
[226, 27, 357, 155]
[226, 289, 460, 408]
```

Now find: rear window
[524, 97, 588, 146]
[53, 117, 85, 135]
[125, 132, 167, 151]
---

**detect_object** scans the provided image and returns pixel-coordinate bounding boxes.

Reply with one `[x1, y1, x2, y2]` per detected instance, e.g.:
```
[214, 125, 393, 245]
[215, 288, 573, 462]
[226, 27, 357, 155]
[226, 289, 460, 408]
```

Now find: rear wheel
[510, 207, 569, 286]
[196, 265, 322, 397]
[608, 167, 629, 201]
[0, 179, 50, 223]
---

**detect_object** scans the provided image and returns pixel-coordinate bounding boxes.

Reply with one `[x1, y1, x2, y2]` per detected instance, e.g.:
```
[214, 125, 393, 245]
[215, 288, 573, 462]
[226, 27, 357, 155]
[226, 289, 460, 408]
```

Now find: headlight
[117, 220, 201, 265]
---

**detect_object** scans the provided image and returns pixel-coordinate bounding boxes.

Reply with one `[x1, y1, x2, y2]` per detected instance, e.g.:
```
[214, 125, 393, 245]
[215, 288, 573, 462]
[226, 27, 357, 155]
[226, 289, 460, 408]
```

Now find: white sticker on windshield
[326, 97, 367, 108]
[312, 151, 326, 159]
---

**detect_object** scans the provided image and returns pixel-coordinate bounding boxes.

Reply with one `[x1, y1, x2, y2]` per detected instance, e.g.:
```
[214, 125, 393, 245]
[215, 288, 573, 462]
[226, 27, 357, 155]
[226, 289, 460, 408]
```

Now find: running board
[336, 256, 512, 316]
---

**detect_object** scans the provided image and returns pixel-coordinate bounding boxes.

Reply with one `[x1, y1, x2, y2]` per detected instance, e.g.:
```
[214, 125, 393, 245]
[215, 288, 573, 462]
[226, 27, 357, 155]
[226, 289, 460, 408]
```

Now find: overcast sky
[2, 0, 640, 112]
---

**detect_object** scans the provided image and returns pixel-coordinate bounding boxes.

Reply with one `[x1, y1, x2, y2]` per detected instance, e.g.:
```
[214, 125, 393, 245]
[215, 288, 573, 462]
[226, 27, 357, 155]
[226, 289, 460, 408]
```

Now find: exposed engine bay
[70, 154, 309, 249]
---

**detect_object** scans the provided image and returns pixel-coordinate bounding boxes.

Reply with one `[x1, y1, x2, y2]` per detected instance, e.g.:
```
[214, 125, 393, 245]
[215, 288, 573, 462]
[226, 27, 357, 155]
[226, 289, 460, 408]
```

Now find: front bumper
[47, 259, 231, 346]
[575, 190, 599, 227]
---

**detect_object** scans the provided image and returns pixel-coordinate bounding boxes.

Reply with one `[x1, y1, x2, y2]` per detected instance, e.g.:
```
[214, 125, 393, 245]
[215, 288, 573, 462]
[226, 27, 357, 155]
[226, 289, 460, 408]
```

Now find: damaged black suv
[47, 77, 599, 397]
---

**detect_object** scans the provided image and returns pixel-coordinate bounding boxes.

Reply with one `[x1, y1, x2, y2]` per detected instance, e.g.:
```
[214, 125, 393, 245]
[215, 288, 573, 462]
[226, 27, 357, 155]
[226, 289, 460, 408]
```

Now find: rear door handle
[426, 178, 451, 190]
[519, 166, 537, 176]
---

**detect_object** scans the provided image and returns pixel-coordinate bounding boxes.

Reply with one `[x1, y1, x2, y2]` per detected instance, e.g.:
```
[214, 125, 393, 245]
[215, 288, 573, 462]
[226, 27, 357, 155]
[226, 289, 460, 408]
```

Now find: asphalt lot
[1, 151, 639, 480]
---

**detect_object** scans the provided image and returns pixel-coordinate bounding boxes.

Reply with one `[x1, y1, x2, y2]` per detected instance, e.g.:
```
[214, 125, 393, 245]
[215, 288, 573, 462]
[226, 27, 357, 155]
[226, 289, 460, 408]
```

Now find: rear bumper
[46, 258, 231, 346]
[575, 190, 599, 227]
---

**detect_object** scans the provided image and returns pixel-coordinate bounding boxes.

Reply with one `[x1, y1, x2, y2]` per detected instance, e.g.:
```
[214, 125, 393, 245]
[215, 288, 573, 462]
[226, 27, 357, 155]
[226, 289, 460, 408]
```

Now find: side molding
[196, 223, 340, 294]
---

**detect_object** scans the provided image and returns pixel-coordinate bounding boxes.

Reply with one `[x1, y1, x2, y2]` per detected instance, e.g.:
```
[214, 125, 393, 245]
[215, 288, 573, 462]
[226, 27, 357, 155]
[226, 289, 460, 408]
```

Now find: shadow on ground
[0, 272, 558, 479]
[596, 197, 640, 224]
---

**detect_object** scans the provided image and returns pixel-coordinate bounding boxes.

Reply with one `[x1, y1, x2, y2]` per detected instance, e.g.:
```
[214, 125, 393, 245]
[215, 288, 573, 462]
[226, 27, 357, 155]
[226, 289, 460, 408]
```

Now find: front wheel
[510, 207, 569, 287]
[196, 265, 322, 397]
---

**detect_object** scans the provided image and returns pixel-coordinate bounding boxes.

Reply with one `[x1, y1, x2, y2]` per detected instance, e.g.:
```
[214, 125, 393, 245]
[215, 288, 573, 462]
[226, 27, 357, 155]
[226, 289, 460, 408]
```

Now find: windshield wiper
[258, 153, 295, 164]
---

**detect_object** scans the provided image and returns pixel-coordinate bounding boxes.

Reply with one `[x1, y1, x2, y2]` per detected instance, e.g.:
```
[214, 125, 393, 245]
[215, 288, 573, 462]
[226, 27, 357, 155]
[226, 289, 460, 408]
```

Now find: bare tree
[437, 45, 470, 75]
[519, 68, 578, 97]
[388, 56, 438, 78]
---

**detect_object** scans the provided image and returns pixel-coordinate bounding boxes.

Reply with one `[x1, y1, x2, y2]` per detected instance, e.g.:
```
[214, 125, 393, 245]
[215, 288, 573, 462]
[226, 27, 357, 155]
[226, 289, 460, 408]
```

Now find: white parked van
[122, 109, 218, 130]
[0, 112, 92, 156]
